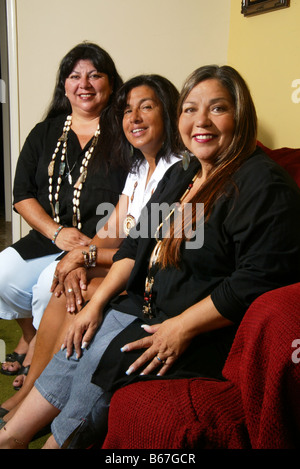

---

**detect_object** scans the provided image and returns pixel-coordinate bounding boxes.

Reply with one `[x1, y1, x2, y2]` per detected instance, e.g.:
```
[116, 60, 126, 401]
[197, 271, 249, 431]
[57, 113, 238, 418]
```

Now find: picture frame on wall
[241, 0, 290, 17]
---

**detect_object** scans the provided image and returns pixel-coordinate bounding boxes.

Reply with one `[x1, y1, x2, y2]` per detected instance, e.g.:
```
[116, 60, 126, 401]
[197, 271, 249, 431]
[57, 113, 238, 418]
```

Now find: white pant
[0, 247, 59, 329]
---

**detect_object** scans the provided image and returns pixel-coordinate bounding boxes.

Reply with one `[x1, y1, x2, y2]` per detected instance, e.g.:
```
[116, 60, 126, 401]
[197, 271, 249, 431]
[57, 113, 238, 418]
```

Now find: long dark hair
[45, 42, 123, 118]
[158, 65, 258, 268]
[44, 42, 125, 170]
[112, 74, 181, 172]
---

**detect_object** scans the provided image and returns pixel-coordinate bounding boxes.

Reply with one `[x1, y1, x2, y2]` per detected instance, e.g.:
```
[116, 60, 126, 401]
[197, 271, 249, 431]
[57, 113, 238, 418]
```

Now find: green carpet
[0, 319, 49, 448]
[0, 319, 22, 402]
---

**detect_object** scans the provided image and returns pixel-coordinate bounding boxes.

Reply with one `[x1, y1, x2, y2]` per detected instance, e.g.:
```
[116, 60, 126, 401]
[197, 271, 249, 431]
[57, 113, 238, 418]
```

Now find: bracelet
[52, 225, 64, 244]
[82, 245, 97, 268]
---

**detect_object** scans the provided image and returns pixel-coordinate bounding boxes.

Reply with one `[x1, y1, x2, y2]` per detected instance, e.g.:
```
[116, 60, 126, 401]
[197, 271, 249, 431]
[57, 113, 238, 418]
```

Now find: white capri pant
[0, 247, 60, 329]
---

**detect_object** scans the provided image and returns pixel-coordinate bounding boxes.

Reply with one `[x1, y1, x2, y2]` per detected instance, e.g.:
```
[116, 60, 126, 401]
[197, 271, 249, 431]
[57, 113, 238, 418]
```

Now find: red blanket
[102, 144, 300, 449]
[102, 283, 300, 449]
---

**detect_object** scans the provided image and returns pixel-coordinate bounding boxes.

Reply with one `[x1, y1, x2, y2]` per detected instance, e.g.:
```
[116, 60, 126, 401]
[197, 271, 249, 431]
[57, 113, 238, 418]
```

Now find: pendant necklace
[142, 170, 200, 319]
[124, 181, 138, 236]
[65, 150, 77, 185]
[48, 115, 100, 230]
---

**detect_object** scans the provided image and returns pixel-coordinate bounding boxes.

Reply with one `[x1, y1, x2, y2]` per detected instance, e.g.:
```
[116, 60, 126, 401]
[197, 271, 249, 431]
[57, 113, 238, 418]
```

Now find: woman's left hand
[121, 316, 192, 376]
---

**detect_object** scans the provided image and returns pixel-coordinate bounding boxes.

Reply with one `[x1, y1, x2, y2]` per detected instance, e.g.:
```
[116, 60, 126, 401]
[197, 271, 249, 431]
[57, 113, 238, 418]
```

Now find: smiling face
[64, 59, 112, 118]
[122, 85, 165, 161]
[179, 78, 235, 171]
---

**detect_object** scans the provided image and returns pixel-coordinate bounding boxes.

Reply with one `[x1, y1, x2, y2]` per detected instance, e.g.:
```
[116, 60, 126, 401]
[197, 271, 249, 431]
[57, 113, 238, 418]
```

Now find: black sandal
[0, 352, 26, 376]
[13, 365, 30, 391]
[0, 407, 9, 418]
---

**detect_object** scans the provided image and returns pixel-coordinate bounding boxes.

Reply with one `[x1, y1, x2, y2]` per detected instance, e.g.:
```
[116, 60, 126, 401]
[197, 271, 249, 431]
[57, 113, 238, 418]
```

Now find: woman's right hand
[61, 257, 135, 359]
[54, 227, 91, 251]
[62, 301, 103, 359]
[50, 246, 87, 293]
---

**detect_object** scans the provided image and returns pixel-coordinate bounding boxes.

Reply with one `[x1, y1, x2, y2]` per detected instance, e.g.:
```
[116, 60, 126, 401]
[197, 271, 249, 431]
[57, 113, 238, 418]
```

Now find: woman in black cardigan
[1, 65, 300, 449]
[0, 42, 127, 382]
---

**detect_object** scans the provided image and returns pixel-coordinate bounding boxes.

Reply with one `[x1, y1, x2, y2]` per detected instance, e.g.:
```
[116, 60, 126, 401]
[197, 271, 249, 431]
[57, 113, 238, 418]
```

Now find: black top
[92, 148, 300, 390]
[12, 114, 127, 259]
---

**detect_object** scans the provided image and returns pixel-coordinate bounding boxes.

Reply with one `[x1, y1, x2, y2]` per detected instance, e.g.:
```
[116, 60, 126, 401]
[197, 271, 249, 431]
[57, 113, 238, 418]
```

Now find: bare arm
[51, 194, 129, 289]
[14, 198, 61, 240]
[14, 198, 91, 251]
[63, 257, 135, 358]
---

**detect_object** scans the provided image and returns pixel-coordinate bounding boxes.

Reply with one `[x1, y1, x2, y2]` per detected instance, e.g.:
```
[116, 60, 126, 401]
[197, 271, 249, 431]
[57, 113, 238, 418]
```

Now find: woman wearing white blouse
[0, 74, 181, 419]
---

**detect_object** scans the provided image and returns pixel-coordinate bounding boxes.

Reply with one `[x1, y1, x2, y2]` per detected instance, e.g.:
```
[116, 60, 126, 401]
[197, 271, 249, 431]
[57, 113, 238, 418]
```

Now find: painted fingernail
[125, 366, 135, 376]
[81, 342, 88, 350]
[120, 345, 129, 352]
[61, 344, 65, 351]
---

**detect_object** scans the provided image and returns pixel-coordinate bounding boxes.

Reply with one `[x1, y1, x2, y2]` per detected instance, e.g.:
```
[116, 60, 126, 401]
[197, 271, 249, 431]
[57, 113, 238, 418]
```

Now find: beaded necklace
[48, 115, 100, 230]
[142, 170, 200, 319]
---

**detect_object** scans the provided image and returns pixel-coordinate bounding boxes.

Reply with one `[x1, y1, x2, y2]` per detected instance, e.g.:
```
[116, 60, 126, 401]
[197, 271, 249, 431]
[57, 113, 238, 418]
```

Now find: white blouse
[122, 154, 180, 234]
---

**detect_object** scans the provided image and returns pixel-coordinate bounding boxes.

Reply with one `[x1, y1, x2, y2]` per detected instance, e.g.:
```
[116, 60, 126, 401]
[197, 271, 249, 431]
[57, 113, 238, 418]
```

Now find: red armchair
[101, 144, 300, 449]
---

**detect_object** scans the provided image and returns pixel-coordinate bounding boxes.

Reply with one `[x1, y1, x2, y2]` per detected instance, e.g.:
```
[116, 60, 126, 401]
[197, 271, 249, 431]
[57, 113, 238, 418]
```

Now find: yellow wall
[12, 0, 231, 239]
[8, 0, 300, 241]
[16, 0, 231, 145]
[16, 0, 299, 150]
[228, 0, 300, 149]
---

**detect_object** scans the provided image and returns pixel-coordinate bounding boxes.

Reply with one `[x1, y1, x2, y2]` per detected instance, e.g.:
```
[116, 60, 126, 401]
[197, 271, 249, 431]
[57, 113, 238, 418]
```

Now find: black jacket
[92, 148, 300, 390]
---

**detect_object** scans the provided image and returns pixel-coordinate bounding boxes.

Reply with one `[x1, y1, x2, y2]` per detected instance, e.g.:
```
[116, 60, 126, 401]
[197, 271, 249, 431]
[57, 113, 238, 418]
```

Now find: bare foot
[1, 360, 23, 375]
[12, 365, 30, 390]
[1, 332, 35, 374]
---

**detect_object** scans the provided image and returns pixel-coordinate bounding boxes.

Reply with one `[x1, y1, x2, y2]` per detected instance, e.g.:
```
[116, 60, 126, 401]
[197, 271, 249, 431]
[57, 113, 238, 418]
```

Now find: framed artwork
[241, 0, 290, 17]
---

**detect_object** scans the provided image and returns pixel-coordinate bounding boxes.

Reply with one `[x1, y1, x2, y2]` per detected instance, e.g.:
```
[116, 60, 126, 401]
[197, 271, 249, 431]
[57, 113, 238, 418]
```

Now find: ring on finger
[67, 288, 73, 293]
[156, 355, 166, 364]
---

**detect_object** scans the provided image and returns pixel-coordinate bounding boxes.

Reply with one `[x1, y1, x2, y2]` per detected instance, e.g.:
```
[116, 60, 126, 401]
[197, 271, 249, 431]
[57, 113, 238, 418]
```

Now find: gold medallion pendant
[124, 214, 136, 236]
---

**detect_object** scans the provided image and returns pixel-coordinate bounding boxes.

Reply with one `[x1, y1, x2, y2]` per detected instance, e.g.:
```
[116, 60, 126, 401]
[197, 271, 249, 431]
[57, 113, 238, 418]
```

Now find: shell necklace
[48, 115, 100, 230]
[142, 170, 200, 319]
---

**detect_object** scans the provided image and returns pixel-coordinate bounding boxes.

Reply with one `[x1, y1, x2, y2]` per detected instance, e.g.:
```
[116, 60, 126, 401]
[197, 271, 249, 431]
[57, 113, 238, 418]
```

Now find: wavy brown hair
[158, 65, 257, 268]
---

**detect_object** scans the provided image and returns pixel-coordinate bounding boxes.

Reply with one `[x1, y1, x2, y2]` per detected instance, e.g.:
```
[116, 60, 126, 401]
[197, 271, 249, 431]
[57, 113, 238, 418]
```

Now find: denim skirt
[35, 308, 136, 448]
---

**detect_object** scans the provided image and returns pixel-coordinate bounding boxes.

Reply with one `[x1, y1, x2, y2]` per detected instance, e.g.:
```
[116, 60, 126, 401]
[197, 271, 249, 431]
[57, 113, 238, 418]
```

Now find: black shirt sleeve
[112, 151, 300, 326]
[13, 123, 45, 205]
[211, 153, 300, 322]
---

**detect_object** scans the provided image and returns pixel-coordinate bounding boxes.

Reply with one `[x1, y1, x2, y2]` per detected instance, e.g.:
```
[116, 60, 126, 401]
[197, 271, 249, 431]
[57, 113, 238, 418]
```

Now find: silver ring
[156, 355, 165, 364]
[67, 288, 73, 293]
